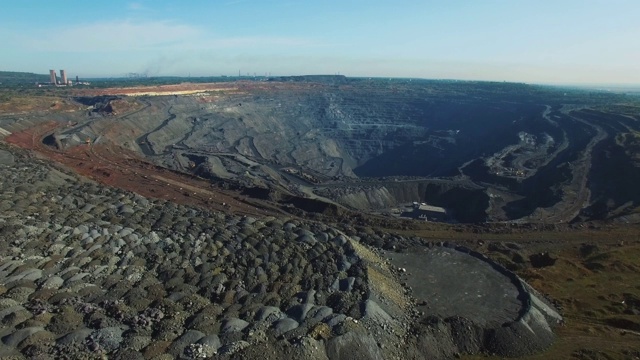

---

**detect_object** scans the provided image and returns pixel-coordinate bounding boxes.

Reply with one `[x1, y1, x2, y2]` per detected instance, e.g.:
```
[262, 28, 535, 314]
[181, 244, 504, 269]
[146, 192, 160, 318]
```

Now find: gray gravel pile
[0, 148, 371, 359]
[0, 145, 562, 359]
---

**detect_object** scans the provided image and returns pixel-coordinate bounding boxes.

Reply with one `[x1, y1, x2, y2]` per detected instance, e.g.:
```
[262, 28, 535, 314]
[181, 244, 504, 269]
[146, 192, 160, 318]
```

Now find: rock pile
[0, 145, 562, 359]
[0, 147, 372, 359]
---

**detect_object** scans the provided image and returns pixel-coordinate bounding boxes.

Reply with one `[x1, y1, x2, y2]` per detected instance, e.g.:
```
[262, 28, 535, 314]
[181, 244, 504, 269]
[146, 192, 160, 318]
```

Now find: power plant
[45, 69, 74, 86]
[60, 70, 67, 85]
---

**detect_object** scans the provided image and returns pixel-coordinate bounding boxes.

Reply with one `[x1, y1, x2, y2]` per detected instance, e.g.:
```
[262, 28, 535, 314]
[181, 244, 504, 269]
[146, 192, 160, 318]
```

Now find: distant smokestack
[60, 70, 67, 85]
[49, 70, 57, 84]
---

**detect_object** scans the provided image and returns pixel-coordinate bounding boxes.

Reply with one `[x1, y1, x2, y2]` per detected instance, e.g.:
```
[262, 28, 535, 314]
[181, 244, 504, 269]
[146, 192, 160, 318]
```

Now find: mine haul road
[524, 108, 608, 223]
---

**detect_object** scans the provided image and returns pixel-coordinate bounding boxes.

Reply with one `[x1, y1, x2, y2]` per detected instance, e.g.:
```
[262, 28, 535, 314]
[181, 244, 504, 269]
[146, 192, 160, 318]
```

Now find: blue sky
[1, 0, 638, 84]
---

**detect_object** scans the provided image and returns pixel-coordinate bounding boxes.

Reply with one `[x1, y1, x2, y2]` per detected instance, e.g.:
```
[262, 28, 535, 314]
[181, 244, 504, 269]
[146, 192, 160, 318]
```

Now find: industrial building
[60, 70, 67, 85]
[44, 69, 73, 86]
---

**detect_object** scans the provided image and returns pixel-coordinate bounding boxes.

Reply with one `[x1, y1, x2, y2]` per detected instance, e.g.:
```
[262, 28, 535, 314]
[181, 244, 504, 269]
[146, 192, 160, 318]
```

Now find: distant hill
[0, 71, 49, 86]
[267, 75, 349, 84]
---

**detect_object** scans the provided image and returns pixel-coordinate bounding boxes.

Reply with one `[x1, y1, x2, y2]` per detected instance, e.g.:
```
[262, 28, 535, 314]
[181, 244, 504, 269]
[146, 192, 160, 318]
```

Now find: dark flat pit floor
[390, 246, 522, 327]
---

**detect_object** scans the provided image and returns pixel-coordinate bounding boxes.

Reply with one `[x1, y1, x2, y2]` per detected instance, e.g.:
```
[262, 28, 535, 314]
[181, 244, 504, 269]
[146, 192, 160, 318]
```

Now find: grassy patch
[0, 94, 78, 114]
[464, 244, 640, 359]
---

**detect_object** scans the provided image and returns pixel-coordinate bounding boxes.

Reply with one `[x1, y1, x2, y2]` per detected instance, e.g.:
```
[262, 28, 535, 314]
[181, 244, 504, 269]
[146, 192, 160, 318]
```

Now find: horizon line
[3, 70, 640, 90]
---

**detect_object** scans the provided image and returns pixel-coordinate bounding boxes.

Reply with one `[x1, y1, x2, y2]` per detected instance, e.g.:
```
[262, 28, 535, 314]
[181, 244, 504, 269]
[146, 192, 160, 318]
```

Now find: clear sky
[1, 0, 638, 84]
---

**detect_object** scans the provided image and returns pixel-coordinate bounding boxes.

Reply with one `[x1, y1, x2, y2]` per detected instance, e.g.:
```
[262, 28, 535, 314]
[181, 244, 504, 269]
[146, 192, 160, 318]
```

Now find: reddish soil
[5, 122, 281, 217]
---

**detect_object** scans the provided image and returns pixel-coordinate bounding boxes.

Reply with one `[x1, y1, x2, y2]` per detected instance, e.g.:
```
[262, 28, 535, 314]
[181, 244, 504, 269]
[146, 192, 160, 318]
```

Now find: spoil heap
[0, 145, 560, 359]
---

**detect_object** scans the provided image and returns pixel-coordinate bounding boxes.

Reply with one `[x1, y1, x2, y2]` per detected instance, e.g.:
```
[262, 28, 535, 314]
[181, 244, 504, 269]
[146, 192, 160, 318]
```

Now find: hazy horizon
[2, 0, 639, 85]
[8, 71, 640, 91]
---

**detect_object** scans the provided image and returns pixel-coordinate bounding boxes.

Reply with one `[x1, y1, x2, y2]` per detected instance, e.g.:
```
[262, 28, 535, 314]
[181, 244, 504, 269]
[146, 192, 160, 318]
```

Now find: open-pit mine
[0, 76, 639, 359]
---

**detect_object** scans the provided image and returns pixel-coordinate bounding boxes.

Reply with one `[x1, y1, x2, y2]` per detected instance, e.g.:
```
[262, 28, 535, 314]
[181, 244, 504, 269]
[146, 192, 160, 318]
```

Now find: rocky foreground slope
[0, 143, 561, 359]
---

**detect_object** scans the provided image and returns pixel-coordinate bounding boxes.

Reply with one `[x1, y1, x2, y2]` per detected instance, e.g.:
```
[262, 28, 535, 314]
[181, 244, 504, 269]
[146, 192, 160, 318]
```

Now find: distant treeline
[267, 75, 348, 84]
[0, 71, 49, 86]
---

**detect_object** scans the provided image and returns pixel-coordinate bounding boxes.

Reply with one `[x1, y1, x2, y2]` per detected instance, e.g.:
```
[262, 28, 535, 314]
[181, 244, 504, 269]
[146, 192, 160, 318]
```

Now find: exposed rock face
[6, 79, 640, 224]
[322, 181, 490, 222]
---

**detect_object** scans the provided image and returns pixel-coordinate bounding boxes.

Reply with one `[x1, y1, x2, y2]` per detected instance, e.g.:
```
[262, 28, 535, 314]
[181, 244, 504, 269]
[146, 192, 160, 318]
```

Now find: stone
[221, 318, 249, 334]
[362, 300, 392, 324]
[3, 268, 43, 284]
[0, 305, 30, 327]
[325, 314, 347, 328]
[272, 318, 299, 337]
[167, 329, 205, 357]
[2, 327, 45, 347]
[56, 328, 93, 345]
[286, 303, 314, 322]
[0, 299, 19, 311]
[196, 334, 221, 354]
[254, 306, 285, 323]
[91, 326, 127, 352]
[307, 306, 333, 321]
[296, 235, 317, 245]
[65, 272, 90, 283]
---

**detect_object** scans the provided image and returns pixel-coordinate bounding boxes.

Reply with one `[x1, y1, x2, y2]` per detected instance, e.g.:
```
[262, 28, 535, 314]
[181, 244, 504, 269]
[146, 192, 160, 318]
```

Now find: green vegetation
[0, 91, 11, 102]
[0, 71, 49, 87]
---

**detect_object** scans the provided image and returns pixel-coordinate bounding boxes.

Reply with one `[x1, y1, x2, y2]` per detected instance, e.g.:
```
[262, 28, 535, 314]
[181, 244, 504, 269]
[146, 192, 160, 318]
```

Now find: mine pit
[0, 77, 639, 358]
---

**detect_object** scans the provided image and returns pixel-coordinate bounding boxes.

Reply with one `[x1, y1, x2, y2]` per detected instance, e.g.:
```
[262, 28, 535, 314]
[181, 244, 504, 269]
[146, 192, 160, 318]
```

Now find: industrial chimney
[49, 70, 57, 84]
[60, 70, 67, 85]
